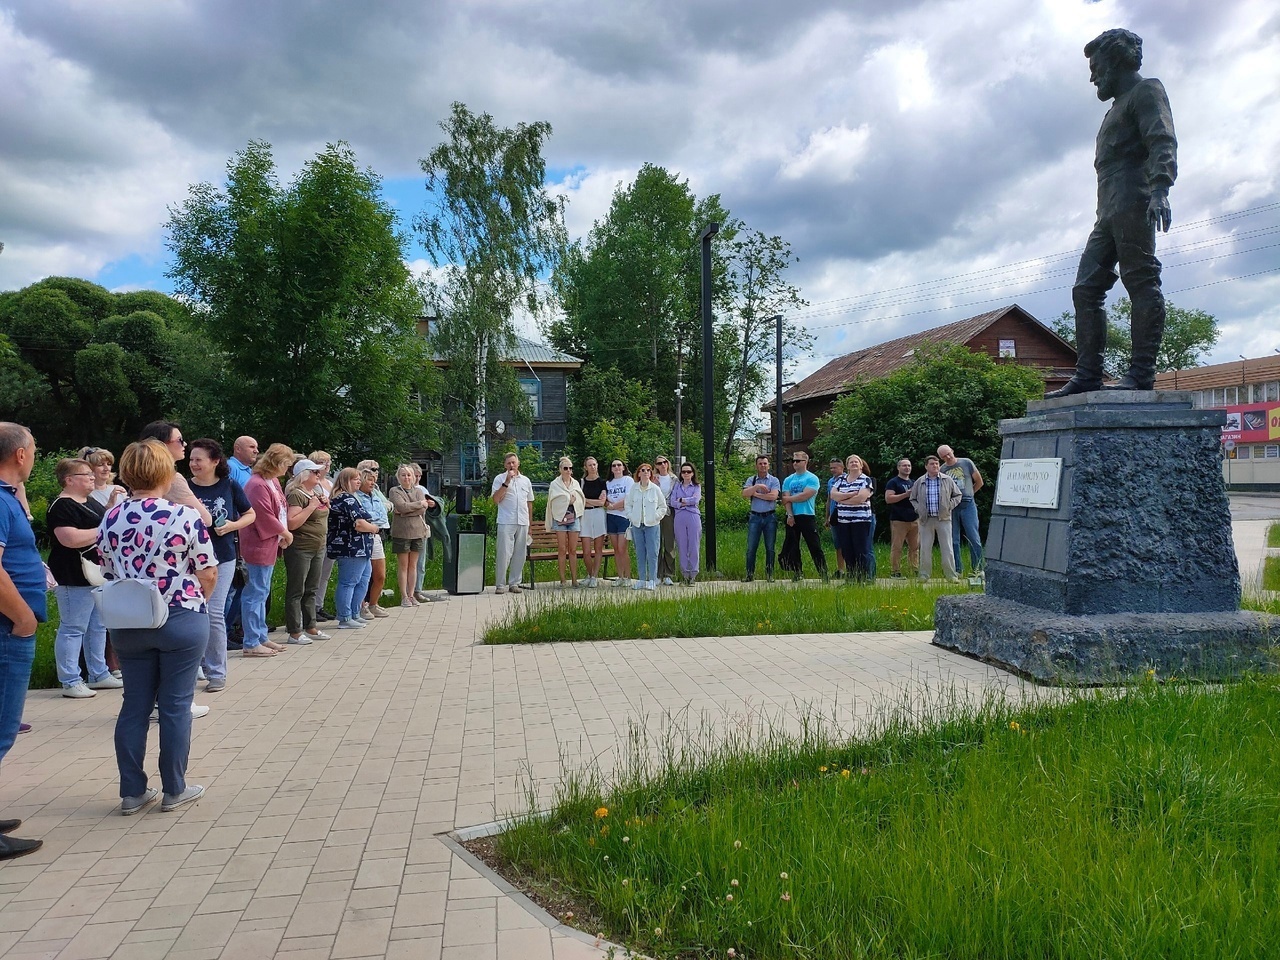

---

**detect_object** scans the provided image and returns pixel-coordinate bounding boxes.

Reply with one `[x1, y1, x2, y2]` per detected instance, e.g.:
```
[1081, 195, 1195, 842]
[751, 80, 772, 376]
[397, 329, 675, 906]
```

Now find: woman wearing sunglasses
[668, 463, 703, 585]
[604, 459, 633, 587]
[544, 457, 586, 588]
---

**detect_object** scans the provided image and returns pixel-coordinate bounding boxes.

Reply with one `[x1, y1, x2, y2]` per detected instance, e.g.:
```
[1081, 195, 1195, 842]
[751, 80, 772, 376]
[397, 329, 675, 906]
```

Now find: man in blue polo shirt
[0, 423, 47, 860]
[779, 451, 828, 581]
[741, 455, 780, 582]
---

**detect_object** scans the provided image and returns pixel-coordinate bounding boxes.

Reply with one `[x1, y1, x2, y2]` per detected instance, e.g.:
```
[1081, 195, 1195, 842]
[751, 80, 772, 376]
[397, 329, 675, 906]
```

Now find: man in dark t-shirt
[884, 458, 919, 578]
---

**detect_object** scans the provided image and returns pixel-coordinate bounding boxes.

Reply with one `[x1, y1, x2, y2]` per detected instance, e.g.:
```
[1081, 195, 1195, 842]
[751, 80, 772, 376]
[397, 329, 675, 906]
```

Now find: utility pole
[700, 222, 720, 573]
[773, 314, 784, 470]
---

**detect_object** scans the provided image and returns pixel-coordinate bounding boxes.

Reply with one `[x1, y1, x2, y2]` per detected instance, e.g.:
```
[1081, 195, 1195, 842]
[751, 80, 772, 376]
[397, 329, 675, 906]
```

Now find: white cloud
[1, 0, 1278, 367]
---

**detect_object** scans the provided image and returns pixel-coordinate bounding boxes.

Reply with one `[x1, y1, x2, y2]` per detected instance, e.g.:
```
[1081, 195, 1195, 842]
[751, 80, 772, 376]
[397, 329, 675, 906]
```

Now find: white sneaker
[197, 667, 206, 682]
[645, 581, 657, 591]
[63, 682, 95, 699]
[191, 704, 210, 719]
[631, 580, 643, 590]
[88, 675, 124, 690]
[615, 577, 628, 588]
[661, 577, 673, 586]
[337, 619, 364, 629]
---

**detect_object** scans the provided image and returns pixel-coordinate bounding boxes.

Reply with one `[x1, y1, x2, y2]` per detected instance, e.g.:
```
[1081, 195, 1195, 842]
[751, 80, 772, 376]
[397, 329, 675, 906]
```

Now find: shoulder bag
[92, 509, 183, 630]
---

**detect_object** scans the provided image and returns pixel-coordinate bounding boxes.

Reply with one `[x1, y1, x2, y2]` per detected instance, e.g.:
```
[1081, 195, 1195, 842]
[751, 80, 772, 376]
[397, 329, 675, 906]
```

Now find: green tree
[813, 345, 1043, 534]
[417, 102, 567, 473]
[1050, 298, 1219, 376]
[0, 278, 219, 452]
[547, 163, 737, 459]
[720, 229, 810, 463]
[166, 140, 435, 463]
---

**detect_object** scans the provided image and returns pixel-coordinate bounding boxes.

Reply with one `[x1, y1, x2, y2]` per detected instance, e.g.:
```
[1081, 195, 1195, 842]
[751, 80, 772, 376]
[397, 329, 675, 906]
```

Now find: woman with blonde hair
[78, 447, 127, 509]
[98, 439, 217, 814]
[830, 454, 875, 582]
[545, 456, 586, 588]
[238, 443, 295, 657]
[388, 464, 428, 606]
[327, 467, 379, 629]
[354, 462, 392, 618]
[624, 463, 667, 591]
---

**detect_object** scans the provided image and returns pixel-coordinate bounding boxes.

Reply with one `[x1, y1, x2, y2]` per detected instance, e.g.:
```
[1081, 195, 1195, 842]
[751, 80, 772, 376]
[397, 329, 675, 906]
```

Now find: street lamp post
[773, 314, 784, 471]
[700, 222, 720, 573]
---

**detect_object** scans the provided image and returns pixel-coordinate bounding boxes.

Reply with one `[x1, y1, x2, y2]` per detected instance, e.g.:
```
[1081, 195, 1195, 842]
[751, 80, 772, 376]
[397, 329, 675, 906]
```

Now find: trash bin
[444, 513, 487, 595]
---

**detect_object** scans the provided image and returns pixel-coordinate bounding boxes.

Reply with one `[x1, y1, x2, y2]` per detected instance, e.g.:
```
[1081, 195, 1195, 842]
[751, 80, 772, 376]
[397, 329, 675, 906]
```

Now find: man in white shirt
[490, 452, 534, 594]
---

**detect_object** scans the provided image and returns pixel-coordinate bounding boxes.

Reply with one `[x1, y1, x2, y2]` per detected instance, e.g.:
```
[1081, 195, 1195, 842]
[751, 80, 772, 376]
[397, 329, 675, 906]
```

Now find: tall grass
[484, 580, 970, 644]
[1264, 556, 1280, 592]
[1267, 521, 1280, 549]
[492, 677, 1280, 959]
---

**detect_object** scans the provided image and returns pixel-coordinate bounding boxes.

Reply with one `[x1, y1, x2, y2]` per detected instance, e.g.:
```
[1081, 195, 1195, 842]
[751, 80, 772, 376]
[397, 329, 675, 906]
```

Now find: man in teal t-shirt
[779, 451, 827, 580]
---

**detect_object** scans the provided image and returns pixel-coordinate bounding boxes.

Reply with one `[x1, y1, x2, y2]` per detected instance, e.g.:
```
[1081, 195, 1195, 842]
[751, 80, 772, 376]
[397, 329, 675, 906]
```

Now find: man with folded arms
[0, 423, 47, 860]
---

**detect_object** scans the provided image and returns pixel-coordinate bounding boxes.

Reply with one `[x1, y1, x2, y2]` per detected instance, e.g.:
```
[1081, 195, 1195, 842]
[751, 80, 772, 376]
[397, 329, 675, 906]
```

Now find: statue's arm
[1136, 79, 1177, 231]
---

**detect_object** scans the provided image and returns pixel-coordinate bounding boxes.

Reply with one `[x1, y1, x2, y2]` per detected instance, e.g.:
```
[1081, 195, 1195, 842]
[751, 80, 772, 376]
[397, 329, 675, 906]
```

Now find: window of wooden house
[791, 412, 802, 441]
[519, 378, 542, 420]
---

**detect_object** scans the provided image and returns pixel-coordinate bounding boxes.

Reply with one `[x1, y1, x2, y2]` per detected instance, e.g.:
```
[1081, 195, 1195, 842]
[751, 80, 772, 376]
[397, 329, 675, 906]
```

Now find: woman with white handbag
[45, 457, 118, 699]
[97, 439, 218, 815]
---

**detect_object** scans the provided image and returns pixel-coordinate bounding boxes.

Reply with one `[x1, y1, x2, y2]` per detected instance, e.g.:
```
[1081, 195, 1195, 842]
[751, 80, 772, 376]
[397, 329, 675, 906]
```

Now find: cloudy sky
[2, 0, 1278, 384]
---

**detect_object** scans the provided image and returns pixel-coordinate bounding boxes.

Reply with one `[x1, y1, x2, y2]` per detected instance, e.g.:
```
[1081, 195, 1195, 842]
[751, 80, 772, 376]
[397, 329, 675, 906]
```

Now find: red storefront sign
[1222, 403, 1280, 443]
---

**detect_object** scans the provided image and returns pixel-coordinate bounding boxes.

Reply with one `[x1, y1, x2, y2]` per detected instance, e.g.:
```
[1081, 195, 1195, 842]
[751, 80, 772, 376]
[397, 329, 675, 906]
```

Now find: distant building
[1154, 354, 1280, 490]
[763, 305, 1076, 458]
[418, 321, 583, 492]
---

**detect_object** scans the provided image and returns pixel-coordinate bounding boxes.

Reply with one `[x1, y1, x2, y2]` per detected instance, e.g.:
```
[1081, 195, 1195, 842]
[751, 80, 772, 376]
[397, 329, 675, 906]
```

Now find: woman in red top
[239, 443, 295, 657]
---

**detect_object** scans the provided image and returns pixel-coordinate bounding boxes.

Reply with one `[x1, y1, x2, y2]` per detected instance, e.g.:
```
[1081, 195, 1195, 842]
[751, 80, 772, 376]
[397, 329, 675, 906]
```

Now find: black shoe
[226, 639, 243, 651]
[1104, 373, 1154, 391]
[1044, 376, 1102, 399]
[744, 574, 754, 582]
[316, 609, 334, 622]
[0, 834, 42, 860]
[0, 818, 21, 834]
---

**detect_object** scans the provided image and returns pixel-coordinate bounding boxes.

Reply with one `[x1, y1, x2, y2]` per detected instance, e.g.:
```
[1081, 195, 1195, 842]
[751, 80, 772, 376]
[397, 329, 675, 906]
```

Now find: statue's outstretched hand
[1147, 193, 1171, 233]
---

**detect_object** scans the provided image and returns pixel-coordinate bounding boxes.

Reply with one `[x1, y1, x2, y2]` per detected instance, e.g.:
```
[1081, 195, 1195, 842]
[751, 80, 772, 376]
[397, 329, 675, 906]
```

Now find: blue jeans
[951, 499, 983, 573]
[632, 524, 660, 583]
[742, 512, 778, 578]
[416, 542, 428, 593]
[112, 607, 206, 798]
[335, 557, 372, 620]
[54, 585, 110, 687]
[203, 560, 235, 683]
[240, 562, 275, 649]
[745, 512, 778, 576]
[224, 570, 242, 632]
[0, 626, 36, 766]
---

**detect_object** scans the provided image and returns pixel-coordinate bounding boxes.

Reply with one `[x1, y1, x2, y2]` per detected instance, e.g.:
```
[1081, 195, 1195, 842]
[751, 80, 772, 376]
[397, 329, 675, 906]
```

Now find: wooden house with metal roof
[763, 305, 1076, 457]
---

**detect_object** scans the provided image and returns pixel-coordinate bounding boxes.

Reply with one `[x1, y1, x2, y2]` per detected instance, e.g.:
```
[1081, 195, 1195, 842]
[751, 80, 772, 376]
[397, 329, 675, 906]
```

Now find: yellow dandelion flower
[595, 807, 609, 819]
[819, 765, 828, 773]
[841, 769, 851, 778]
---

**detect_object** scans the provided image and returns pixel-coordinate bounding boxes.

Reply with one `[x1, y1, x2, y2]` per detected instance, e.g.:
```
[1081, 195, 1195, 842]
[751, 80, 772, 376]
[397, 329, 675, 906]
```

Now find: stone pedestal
[933, 390, 1279, 683]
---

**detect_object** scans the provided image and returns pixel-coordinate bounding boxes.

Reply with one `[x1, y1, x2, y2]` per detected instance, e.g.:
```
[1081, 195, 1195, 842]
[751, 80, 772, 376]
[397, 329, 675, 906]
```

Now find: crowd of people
[491, 452, 706, 593]
[748, 445, 984, 583]
[0, 419, 448, 859]
[486, 444, 985, 592]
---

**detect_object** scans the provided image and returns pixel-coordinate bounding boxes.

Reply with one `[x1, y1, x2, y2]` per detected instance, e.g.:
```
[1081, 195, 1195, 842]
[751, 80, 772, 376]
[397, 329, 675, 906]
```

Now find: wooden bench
[522, 529, 615, 588]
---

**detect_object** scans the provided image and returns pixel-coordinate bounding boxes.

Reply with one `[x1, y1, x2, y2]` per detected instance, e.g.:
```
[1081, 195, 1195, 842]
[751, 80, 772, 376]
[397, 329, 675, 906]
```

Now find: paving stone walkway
[1, 501, 1274, 959]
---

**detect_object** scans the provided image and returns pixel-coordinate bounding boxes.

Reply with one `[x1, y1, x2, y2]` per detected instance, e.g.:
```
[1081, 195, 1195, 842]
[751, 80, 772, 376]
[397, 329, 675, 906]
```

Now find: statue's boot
[1045, 313, 1106, 399]
[1105, 303, 1164, 391]
[1045, 376, 1103, 399]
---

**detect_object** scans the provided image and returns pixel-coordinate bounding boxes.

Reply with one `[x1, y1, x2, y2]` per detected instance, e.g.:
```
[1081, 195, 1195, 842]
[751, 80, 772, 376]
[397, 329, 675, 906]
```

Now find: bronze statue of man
[1047, 29, 1177, 398]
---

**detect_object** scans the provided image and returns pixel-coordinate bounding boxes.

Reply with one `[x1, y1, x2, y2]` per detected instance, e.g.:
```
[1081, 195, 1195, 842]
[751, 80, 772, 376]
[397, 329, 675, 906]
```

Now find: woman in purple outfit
[667, 463, 703, 585]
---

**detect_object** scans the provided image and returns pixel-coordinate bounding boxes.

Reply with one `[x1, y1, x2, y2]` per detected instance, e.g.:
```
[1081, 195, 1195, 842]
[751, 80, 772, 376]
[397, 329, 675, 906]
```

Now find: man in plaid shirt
[908, 456, 962, 582]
